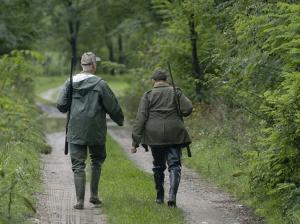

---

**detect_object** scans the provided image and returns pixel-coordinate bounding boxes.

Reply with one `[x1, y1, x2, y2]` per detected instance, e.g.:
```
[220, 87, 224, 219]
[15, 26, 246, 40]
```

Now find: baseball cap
[81, 52, 101, 65]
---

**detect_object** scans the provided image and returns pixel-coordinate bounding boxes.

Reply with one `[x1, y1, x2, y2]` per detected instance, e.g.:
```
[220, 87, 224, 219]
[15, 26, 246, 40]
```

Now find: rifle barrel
[64, 57, 74, 155]
[167, 62, 192, 157]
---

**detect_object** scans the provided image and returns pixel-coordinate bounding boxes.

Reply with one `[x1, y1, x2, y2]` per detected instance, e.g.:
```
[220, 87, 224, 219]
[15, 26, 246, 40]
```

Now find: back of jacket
[57, 73, 124, 145]
[132, 82, 192, 147]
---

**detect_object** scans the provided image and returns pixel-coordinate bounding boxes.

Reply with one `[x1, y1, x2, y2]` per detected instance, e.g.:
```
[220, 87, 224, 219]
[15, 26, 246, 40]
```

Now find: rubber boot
[154, 171, 164, 204]
[74, 173, 86, 209]
[89, 168, 102, 205]
[168, 168, 181, 207]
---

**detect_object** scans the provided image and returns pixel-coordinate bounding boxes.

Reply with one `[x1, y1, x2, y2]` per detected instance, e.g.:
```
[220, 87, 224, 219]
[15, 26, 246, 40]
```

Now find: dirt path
[36, 87, 264, 224]
[108, 121, 264, 224]
[34, 99, 106, 223]
[40, 86, 61, 102]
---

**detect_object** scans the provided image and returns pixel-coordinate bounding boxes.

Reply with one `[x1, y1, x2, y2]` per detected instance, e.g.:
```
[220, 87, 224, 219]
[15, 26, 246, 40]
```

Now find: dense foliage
[0, 0, 299, 223]
[40, 1, 299, 222]
[0, 0, 45, 55]
[0, 51, 49, 223]
[114, 1, 300, 223]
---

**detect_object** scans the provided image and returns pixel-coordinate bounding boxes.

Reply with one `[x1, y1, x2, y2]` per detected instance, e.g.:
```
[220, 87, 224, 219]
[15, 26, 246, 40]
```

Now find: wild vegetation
[0, 0, 299, 223]
[0, 51, 50, 223]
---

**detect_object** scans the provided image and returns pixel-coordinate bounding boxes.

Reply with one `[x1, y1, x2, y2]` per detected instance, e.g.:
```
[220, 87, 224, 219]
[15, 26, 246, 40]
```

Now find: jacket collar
[73, 73, 95, 83]
[153, 82, 170, 88]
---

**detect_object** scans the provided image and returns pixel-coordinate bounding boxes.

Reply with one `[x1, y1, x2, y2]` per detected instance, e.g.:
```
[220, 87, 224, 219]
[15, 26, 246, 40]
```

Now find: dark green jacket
[132, 82, 192, 148]
[57, 72, 124, 145]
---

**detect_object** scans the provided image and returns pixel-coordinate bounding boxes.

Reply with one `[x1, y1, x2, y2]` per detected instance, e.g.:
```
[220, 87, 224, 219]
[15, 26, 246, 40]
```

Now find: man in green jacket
[131, 69, 193, 207]
[57, 52, 124, 209]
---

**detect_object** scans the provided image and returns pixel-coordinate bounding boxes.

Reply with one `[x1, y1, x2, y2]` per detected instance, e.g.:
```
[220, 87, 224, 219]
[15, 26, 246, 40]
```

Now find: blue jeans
[151, 146, 182, 173]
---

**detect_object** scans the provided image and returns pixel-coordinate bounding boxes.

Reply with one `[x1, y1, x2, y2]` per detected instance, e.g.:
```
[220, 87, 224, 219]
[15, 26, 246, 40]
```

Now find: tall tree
[0, 0, 45, 55]
[46, 0, 99, 67]
[188, 13, 202, 94]
[64, 0, 81, 67]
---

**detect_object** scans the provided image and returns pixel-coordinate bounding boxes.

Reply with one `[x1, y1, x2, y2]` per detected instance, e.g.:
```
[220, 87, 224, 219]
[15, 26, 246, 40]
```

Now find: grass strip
[101, 136, 184, 224]
[35, 76, 67, 96]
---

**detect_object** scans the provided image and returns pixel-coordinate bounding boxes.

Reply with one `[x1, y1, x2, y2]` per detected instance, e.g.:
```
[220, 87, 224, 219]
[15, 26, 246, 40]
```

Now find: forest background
[0, 0, 299, 223]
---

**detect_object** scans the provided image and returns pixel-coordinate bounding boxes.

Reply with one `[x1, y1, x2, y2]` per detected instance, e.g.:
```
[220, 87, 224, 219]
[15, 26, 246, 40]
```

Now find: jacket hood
[72, 73, 102, 91]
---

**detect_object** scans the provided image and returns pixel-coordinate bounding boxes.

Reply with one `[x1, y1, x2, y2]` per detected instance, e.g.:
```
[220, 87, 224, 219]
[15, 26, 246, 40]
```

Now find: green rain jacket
[132, 82, 192, 148]
[57, 72, 124, 145]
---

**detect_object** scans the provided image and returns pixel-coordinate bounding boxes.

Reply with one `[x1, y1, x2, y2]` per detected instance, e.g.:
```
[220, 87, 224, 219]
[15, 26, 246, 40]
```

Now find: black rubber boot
[154, 171, 165, 204]
[90, 168, 102, 205]
[168, 168, 181, 207]
[74, 173, 86, 209]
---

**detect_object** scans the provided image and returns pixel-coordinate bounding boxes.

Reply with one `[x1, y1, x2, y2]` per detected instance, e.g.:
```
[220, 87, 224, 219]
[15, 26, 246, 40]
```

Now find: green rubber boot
[74, 173, 86, 209]
[89, 168, 102, 205]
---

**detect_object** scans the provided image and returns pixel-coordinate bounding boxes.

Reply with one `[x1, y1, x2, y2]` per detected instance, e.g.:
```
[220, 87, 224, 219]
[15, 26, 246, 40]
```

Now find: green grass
[35, 76, 66, 104]
[43, 117, 66, 133]
[100, 74, 131, 97]
[182, 105, 284, 223]
[35, 76, 67, 96]
[101, 136, 184, 224]
[0, 96, 49, 223]
[183, 138, 249, 197]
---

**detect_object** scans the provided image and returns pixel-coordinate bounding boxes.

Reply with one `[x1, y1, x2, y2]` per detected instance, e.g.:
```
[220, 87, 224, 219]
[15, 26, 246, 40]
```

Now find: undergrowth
[0, 51, 49, 223]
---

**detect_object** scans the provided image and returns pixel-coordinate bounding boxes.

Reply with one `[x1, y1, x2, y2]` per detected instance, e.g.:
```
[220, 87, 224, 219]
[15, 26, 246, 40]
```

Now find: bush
[0, 51, 48, 223]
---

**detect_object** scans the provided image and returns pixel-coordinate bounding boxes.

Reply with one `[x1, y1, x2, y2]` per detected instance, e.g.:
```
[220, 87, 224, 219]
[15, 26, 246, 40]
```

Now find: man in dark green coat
[131, 69, 192, 207]
[57, 52, 124, 209]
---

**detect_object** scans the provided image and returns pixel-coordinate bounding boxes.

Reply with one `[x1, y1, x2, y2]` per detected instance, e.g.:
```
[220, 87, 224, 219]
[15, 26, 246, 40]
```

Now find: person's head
[81, 52, 101, 73]
[151, 69, 168, 83]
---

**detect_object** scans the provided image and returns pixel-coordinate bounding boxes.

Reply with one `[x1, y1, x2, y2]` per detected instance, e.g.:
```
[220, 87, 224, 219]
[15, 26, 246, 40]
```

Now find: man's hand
[130, 147, 137, 153]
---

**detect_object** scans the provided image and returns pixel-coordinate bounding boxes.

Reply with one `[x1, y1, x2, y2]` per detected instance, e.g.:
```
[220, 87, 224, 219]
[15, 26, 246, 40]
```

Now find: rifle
[167, 62, 192, 158]
[64, 57, 74, 155]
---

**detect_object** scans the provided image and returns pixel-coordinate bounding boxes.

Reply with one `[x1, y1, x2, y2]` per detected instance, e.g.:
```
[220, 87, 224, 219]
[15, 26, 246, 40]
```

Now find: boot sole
[155, 199, 164, 204]
[89, 199, 102, 205]
[167, 201, 176, 207]
[73, 204, 84, 210]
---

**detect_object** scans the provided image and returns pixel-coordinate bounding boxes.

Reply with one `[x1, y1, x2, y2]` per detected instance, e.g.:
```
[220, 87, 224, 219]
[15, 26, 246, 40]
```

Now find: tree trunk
[118, 34, 125, 74]
[67, 2, 80, 69]
[118, 34, 125, 64]
[105, 26, 115, 75]
[69, 30, 77, 67]
[188, 14, 203, 97]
